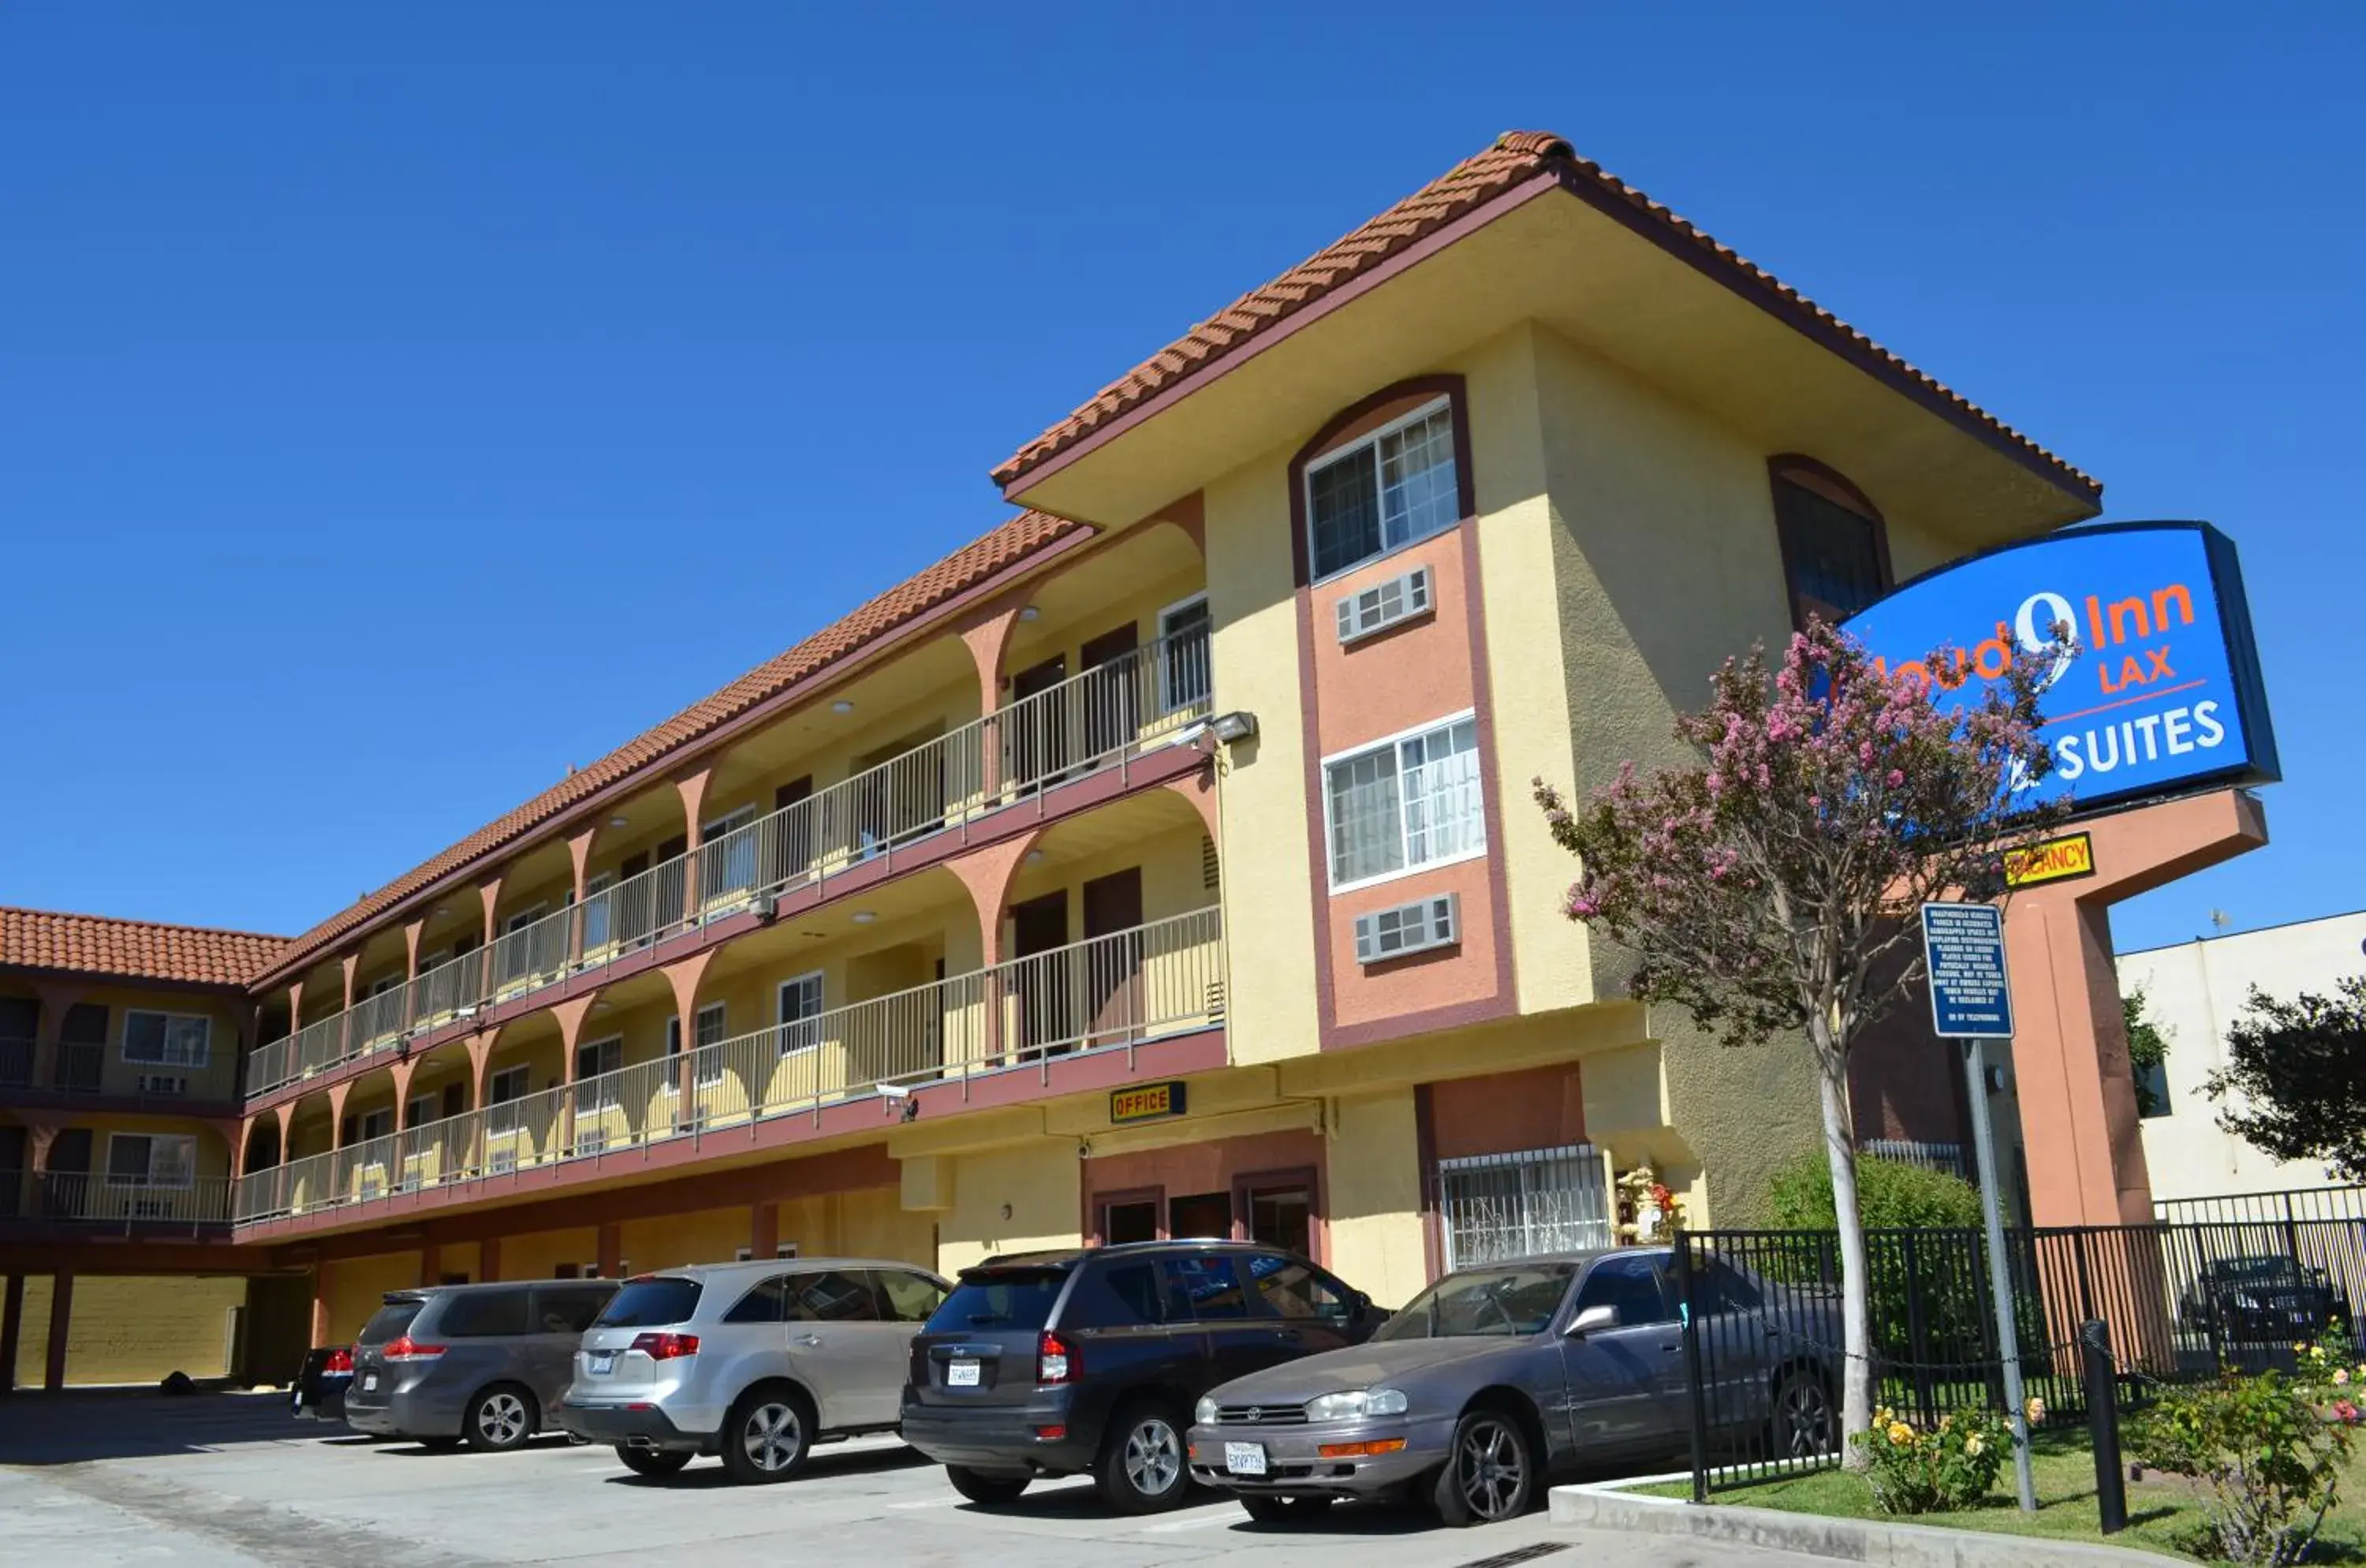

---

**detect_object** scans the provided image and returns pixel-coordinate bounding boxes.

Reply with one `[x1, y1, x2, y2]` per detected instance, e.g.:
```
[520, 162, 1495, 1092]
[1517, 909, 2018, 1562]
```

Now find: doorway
[1007, 654, 1069, 791]
[1098, 1191, 1160, 1245]
[1169, 1190, 1233, 1241]
[1244, 1180, 1315, 1257]
[1009, 891, 1069, 1058]
[1080, 868, 1144, 1047]
[1078, 622, 1140, 765]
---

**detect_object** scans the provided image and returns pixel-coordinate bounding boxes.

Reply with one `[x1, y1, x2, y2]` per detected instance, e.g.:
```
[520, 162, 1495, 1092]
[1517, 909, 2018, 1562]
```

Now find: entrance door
[41, 1127, 92, 1219]
[1169, 1190, 1233, 1241]
[1006, 655, 1069, 792]
[0, 1126, 24, 1218]
[774, 776, 814, 884]
[1242, 1181, 1314, 1257]
[1098, 1193, 1160, 1245]
[1009, 892, 1069, 1058]
[1080, 868, 1144, 1048]
[1078, 622, 1140, 766]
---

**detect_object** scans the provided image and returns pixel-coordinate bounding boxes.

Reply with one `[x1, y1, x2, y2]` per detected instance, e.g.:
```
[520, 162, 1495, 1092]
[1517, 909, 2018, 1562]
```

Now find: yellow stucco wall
[934, 1145, 1083, 1275]
[497, 1226, 599, 1282]
[319, 1251, 420, 1346]
[1323, 1088, 1427, 1309]
[0, 982, 245, 1101]
[12, 1275, 248, 1387]
[618, 1205, 753, 1273]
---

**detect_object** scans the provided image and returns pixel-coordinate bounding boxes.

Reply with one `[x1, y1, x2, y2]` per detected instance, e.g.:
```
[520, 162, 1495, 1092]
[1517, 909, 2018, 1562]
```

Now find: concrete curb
[1547, 1480, 2182, 1566]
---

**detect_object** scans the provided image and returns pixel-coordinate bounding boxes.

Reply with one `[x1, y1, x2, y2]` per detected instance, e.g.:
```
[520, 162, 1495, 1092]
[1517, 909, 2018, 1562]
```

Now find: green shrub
[1769, 1152, 1983, 1231]
[1851, 1404, 2009, 1514]
[2133, 1366, 2357, 1566]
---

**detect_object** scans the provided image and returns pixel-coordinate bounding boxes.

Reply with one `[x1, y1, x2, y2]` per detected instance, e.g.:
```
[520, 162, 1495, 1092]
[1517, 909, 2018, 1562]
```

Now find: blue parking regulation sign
[1920, 902, 2014, 1040]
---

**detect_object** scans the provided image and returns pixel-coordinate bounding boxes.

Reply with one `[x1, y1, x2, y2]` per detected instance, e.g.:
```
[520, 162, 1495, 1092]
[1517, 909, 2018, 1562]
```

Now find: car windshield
[930, 1270, 1067, 1331]
[2210, 1257, 2304, 1286]
[1373, 1264, 1577, 1340]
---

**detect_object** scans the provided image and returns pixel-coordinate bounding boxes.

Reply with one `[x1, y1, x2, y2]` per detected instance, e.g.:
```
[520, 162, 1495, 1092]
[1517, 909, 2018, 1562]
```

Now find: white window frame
[776, 973, 825, 1058]
[488, 1063, 532, 1103]
[702, 805, 761, 897]
[1156, 593, 1213, 715]
[368, 975, 401, 998]
[1320, 709, 1487, 893]
[356, 1107, 394, 1144]
[503, 904, 548, 936]
[1304, 395, 1461, 585]
[104, 1131, 196, 1189]
[579, 870, 618, 951]
[406, 1092, 438, 1129]
[121, 1009, 211, 1068]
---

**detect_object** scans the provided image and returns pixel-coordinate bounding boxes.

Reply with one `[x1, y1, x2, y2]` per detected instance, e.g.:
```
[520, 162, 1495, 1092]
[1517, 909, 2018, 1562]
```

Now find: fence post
[2081, 1319, 2126, 1533]
[1901, 1229, 1937, 1427]
[1670, 1230, 1711, 1504]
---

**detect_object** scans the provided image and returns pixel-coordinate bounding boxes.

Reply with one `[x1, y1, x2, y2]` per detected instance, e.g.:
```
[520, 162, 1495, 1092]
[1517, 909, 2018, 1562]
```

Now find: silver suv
[555, 1258, 950, 1483]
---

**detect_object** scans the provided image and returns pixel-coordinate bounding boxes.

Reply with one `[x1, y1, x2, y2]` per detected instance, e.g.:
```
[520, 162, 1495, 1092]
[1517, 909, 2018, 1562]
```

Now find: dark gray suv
[345, 1279, 616, 1450]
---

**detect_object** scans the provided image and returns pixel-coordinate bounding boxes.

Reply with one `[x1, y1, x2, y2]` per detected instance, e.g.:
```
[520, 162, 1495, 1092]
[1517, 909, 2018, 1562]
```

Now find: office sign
[1921, 902, 2014, 1039]
[2004, 831, 2095, 889]
[1110, 1081, 1188, 1125]
[1842, 522, 2278, 816]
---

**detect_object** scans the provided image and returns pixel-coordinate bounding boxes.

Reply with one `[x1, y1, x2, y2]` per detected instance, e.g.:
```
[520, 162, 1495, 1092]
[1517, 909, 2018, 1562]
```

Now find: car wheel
[721, 1384, 814, 1484]
[1771, 1370, 1836, 1459]
[1096, 1398, 1190, 1514]
[1431, 1406, 1535, 1527]
[1239, 1494, 1333, 1525]
[462, 1384, 538, 1452]
[616, 1446, 692, 1477]
[945, 1465, 1032, 1506]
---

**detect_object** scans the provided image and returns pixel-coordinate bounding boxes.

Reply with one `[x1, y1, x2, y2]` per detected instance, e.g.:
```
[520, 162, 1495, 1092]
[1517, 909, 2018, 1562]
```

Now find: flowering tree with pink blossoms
[1532, 619, 2068, 1453]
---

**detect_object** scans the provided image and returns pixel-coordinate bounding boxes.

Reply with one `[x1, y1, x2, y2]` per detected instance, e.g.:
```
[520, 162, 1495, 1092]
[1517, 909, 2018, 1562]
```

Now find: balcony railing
[235, 906, 1224, 1225]
[241, 625, 1214, 1101]
[19, 1172, 233, 1227]
[0, 1036, 29, 1088]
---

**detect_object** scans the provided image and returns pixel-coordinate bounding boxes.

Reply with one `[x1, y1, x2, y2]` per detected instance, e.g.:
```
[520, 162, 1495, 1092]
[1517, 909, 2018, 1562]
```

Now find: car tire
[721, 1383, 815, 1484]
[1095, 1398, 1191, 1514]
[616, 1446, 693, 1477]
[1771, 1369, 1837, 1459]
[1431, 1406, 1535, 1527]
[462, 1384, 539, 1452]
[945, 1465, 1032, 1506]
[1239, 1494, 1332, 1525]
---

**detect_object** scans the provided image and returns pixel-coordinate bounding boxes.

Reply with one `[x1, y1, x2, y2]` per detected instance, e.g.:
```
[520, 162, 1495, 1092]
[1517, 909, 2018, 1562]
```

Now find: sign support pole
[1962, 1035, 2039, 1514]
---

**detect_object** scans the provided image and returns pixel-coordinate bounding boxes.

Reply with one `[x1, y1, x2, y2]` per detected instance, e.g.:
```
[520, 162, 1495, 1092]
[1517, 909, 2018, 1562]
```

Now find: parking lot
[0, 1392, 1834, 1568]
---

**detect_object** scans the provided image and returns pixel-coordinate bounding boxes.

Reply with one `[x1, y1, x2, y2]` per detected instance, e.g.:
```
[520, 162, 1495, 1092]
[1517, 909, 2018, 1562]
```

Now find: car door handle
[793, 1334, 823, 1347]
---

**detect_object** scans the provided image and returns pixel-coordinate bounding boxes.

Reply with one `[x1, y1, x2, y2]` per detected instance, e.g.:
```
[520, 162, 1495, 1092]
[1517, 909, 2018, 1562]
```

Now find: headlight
[1194, 1396, 1218, 1426]
[1304, 1387, 1409, 1422]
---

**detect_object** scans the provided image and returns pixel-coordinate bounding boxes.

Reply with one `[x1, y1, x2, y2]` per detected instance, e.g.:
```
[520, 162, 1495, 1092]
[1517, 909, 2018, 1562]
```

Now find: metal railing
[234, 908, 1225, 1225]
[240, 628, 1211, 1103]
[0, 1167, 20, 1219]
[56, 1043, 104, 1092]
[0, 1036, 30, 1088]
[26, 1172, 234, 1226]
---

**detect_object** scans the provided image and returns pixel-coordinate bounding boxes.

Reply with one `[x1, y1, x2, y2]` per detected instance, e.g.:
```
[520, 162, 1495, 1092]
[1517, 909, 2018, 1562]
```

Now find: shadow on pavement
[605, 1441, 931, 1487]
[0, 1391, 327, 1465]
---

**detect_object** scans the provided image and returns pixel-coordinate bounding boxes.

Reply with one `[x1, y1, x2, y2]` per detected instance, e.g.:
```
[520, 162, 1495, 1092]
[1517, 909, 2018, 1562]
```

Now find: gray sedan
[1184, 1246, 1834, 1526]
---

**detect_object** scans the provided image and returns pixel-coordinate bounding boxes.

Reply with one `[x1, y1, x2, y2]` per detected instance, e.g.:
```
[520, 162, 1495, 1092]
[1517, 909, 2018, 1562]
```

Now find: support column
[0, 1273, 22, 1394]
[674, 767, 713, 924]
[419, 1242, 441, 1289]
[550, 993, 601, 1157]
[338, 953, 360, 1059]
[29, 979, 80, 1092]
[273, 1099, 297, 1213]
[946, 830, 1046, 1066]
[480, 1236, 502, 1283]
[566, 826, 601, 968]
[402, 919, 426, 1029]
[43, 1271, 73, 1391]
[596, 1222, 622, 1279]
[661, 952, 717, 1126]
[750, 1202, 778, 1261]
[389, 1058, 420, 1135]
[477, 874, 506, 1002]
[959, 600, 1026, 802]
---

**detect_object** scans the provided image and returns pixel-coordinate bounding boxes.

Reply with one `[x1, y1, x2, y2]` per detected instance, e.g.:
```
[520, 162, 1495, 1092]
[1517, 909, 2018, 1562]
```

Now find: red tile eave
[998, 162, 2099, 513]
[241, 741, 1215, 1118]
[232, 1026, 1229, 1246]
[0, 963, 252, 998]
[248, 521, 1101, 995]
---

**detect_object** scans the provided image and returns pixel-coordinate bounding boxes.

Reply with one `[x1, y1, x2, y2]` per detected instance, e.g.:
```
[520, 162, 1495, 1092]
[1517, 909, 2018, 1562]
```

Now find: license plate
[947, 1358, 980, 1387]
[362, 1372, 379, 1392]
[1225, 1441, 1267, 1477]
[589, 1351, 616, 1375]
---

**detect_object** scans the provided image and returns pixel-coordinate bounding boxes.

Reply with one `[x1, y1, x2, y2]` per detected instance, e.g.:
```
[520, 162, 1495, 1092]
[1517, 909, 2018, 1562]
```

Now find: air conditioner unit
[751, 892, 780, 921]
[1353, 894, 1461, 965]
[1335, 566, 1435, 645]
[136, 1073, 188, 1096]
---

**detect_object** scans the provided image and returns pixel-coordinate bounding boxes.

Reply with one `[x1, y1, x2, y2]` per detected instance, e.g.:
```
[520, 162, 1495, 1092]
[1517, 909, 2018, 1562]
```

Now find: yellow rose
[2312, 1344, 2328, 1361]
[1939, 1415, 1954, 1432]
[2337, 1368, 2353, 1387]
[1887, 1422, 1914, 1447]
[2025, 1397, 2046, 1425]
[1965, 1433, 1985, 1457]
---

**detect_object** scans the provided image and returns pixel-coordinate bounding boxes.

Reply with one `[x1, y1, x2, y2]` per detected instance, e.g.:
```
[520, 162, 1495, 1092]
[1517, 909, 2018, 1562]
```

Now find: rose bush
[2133, 1357, 2360, 1566]
[1850, 1406, 2009, 1514]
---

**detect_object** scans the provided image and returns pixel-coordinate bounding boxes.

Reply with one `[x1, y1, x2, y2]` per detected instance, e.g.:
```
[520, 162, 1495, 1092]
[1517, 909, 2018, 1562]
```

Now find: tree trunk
[1819, 1059, 1874, 1467]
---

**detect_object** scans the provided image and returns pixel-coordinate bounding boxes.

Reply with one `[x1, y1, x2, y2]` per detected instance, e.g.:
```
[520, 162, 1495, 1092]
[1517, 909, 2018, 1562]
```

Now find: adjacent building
[1, 130, 2104, 1383]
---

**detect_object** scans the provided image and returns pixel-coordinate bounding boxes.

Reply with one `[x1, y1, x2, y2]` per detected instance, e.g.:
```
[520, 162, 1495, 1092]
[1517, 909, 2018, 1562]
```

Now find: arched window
[1289, 376, 1473, 588]
[1768, 456, 1891, 628]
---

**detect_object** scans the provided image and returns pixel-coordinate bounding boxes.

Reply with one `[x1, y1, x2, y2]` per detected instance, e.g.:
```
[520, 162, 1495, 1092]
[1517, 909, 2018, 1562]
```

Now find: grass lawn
[1633, 1433, 2364, 1562]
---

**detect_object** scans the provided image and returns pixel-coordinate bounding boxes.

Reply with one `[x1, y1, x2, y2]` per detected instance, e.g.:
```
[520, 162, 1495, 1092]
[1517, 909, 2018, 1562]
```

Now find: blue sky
[2, 6, 2359, 955]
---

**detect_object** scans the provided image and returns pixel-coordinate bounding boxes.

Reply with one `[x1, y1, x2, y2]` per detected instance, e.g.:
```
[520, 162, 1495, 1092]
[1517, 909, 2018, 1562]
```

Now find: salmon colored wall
[1326, 856, 1502, 1030]
[1309, 527, 1480, 757]
[1082, 1127, 1326, 1259]
[1429, 1062, 1584, 1159]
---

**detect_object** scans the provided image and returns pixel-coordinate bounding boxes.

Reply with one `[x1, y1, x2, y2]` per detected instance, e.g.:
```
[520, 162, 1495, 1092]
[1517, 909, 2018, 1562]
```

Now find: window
[580, 872, 617, 952]
[534, 1284, 614, 1334]
[1075, 1262, 1169, 1327]
[1158, 595, 1212, 712]
[1438, 1144, 1614, 1271]
[668, 1005, 729, 1089]
[122, 1011, 210, 1067]
[435, 1287, 531, 1338]
[1323, 713, 1483, 888]
[1572, 1254, 1676, 1327]
[106, 1133, 195, 1188]
[574, 1034, 623, 1096]
[359, 1298, 427, 1345]
[1353, 894, 1460, 965]
[406, 1094, 438, 1129]
[928, 1270, 1065, 1333]
[703, 806, 759, 897]
[1247, 1256, 1352, 1323]
[498, 905, 549, 984]
[1771, 465, 1887, 626]
[870, 1269, 948, 1324]
[786, 1269, 877, 1323]
[1162, 1255, 1249, 1320]
[723, 1275, 791, 1324]
[776, 974, 824, 1057]
[356, 1108, 393, 1144]
[489, 1065, 532, 1103]
[2135, 1057, 2173, 1120]
[1689, 1258, 1763, 1316]
[595, 1277, 703, 1327]
[1305, 398, 1460, 581]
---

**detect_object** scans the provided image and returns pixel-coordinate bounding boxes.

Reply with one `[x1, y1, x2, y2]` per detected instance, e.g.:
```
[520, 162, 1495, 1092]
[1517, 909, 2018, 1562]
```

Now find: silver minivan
[555, 1258, 949, 1482]
[345, 1279, 618, 1450]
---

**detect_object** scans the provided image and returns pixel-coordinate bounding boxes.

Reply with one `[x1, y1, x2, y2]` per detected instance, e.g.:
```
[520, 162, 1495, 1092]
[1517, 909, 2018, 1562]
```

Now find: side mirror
[1566, 1304, 1618, 1337]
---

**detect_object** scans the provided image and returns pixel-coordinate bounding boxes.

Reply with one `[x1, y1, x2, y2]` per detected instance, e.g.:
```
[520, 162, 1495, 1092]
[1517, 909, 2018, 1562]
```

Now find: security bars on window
[1437, 1144, 1614, 1271]
[1334, 565, 1434, 645]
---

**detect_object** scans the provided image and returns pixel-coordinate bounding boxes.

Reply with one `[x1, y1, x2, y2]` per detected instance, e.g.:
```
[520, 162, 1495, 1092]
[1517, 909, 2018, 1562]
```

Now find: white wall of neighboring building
[2120, 909, 2366, 1203]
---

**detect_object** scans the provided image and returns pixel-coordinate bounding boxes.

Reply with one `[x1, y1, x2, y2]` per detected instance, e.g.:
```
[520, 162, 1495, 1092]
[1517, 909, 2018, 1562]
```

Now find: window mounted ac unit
[1334, 566, 1435, 645]
[1352, 894, 1461, 965]
[136, 1073, 188, 1096]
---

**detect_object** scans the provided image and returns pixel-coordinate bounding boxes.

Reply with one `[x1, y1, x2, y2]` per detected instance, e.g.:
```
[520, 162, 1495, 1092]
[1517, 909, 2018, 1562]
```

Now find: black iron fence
[1674, 1214, 2366, 1494]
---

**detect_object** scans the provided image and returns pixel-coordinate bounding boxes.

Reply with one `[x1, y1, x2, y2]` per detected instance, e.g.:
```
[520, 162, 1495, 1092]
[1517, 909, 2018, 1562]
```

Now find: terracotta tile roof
[263, 509, 1090, 985]
[992, 130, 2099, 502]
[0, 906, 287, 987]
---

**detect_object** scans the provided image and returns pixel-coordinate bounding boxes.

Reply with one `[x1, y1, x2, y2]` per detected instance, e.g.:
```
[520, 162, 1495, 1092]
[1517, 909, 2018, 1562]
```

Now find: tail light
[383, 1336, 446, 1362]
[629, 1332, 700, 1361]
[323, 1348, 353, 1374]
[1036, 1331, 1077, 1386]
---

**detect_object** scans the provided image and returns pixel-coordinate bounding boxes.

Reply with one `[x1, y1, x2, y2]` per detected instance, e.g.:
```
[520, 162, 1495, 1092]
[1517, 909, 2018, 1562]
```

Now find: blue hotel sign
[1842, 522, 2278, 816]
